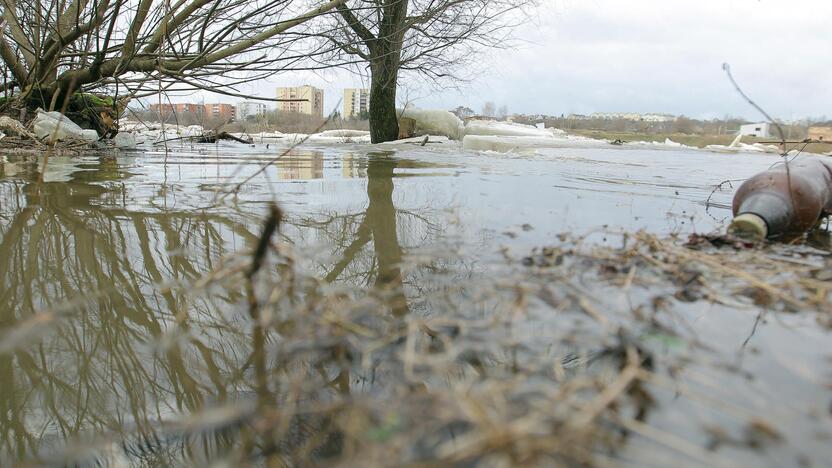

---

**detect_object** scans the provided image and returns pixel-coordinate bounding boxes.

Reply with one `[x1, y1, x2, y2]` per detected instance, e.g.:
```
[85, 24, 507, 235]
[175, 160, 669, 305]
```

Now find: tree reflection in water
[9, 140, 832, 467]
[315, 153, 426, 316]
[0, 151, 657, 467]
[0, 152, 441, 465]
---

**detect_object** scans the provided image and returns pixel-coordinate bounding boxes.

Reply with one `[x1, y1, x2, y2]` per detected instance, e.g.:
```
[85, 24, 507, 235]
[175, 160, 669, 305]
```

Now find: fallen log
[197, 131, 253, 144]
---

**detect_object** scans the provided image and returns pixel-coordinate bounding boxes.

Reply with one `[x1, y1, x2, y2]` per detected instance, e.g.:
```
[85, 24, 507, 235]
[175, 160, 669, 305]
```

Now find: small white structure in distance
[739, 122, 771, 138]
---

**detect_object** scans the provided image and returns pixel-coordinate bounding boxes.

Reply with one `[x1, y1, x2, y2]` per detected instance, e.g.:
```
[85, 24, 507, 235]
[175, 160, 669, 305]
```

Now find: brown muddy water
[0, 142, 830, 467]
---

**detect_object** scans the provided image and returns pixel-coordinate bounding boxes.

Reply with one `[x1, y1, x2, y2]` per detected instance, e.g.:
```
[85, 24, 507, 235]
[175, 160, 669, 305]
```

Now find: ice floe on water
[259, 131, 373, 145]
[704, 133, 780, 153]
[244, 131, 284, 143]
[623, 138, 695, 150]
[461, 119, 602, 153]
[117, 121, 206, 146]
[464, 119, 563, 138]
[116, 110, 790, 156]
[462, 134, 598, 153]
[398, 107, 465, 140]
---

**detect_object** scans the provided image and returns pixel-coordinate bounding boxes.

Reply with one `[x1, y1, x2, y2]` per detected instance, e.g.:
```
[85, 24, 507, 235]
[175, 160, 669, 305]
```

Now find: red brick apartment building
[149, 103, 203, 118]
[149, 103, 236, 121]
[204, 103, 236, 121]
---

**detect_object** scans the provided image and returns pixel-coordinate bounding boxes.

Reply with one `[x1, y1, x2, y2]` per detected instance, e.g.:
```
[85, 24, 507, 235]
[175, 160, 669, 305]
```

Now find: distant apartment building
[150, 103, 203, 118]
[591, 112, 642, 121]
[642, 113, 676, 122]
[574, 112, 676, 122]
[237, 101, 269, 121]
[204, 103, 236, 122]
[808, 126, 832, 141]
[276, 85, 324, 118]
[343, 88, 370, 118]
[589, 112, 641, 120]
[739, 122, 771, 138]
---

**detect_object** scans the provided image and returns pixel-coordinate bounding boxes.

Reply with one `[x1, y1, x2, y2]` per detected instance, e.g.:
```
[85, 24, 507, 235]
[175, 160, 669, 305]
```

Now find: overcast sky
[189, 0, 832, 121]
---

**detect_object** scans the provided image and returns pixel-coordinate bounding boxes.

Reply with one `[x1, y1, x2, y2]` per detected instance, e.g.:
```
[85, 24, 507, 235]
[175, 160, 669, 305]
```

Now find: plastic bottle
[729, 158, 832, 240]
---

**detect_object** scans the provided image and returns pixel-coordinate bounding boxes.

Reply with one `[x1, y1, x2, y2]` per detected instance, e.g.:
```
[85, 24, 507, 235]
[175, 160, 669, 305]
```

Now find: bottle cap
[728, 213, 768, 241]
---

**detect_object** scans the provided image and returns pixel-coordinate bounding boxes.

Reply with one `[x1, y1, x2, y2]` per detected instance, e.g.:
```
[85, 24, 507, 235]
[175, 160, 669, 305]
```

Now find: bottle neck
[736, 190, 792, 236]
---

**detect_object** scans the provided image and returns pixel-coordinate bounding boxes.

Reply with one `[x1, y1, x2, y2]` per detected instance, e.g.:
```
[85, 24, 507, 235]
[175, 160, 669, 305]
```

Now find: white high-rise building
[236, 101, 269, 121]
[344, 88, 370, 119]
[276, 86, 324, 118]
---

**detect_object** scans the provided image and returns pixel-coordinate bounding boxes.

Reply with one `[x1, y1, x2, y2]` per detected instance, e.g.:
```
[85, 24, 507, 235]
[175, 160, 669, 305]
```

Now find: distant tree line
[509, 114, 810, 138]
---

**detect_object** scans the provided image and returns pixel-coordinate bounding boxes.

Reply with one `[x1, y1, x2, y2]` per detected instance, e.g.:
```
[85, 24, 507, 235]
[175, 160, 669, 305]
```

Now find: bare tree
[671, 115, 697, 134]
[321, 0, 536, 143]
[0, 0, 346, 125]
[482, 101, 496, 117]
[497, 104, 508, 119]
[450, 105, 474, 119]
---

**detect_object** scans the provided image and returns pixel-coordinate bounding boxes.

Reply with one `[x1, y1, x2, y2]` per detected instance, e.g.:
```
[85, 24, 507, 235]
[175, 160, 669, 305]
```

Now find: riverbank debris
[0, 110, 102, 154]
[196, 130, 253, 145]
[0, 115, 37, 140]
[9, 223, 830, 466]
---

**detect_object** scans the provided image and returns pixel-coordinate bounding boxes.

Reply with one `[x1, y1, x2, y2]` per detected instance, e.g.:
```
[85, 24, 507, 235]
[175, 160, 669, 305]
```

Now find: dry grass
[8, 212, 830, 466]
[0, 134, 99, 156]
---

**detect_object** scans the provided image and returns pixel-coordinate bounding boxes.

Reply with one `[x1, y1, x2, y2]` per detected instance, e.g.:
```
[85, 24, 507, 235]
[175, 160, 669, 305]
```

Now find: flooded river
[0, 142, 830, 466]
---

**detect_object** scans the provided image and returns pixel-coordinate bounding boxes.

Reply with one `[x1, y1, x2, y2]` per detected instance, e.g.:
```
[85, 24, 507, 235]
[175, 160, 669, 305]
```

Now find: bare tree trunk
[365, 0, 409, 143]
[368, 58, 400, 143]
[331, 0, 532, 143]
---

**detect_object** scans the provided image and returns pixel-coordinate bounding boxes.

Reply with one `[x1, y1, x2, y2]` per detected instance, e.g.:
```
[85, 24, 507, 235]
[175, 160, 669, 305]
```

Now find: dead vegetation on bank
[8, 205, 831, 466]
[0, 135, 98, 155]
[0, 114, 101, 156]
[525, 230, 832, 323]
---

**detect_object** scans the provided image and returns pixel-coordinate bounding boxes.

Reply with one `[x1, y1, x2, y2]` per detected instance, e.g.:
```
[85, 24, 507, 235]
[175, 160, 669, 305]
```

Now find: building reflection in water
[273, 151, 370, 181]
[276, 152, 324, 180]
[341, 153, 366, 179]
